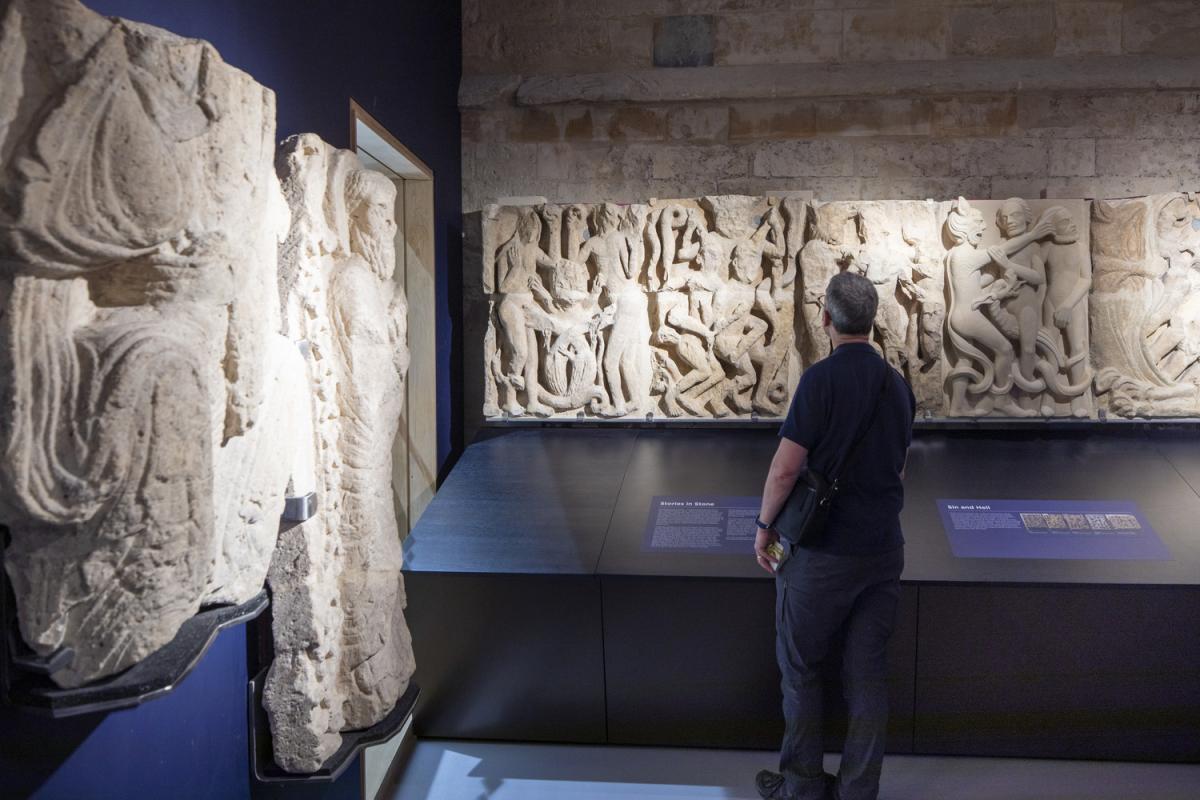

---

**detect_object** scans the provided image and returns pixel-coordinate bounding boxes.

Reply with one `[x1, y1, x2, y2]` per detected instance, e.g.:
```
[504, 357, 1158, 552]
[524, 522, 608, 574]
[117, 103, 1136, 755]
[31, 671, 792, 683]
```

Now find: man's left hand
[755, 527, 780, 575]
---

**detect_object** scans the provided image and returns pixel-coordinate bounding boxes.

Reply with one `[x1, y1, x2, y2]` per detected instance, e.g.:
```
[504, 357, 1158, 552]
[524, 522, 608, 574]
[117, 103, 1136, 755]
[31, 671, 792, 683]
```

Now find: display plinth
[404, 428, 1200, 762]
[248, 669, 419, 783]
[1, 583, 267, 718]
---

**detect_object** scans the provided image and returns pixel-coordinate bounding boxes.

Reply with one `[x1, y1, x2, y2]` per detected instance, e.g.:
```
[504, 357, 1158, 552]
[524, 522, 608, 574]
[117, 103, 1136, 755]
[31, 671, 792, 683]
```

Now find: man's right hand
[755, 527, 780, 575]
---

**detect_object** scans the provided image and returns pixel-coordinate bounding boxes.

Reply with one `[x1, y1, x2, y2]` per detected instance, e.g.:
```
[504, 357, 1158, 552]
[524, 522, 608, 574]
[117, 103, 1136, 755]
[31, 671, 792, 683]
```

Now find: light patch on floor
[383, 741, 1200, 800]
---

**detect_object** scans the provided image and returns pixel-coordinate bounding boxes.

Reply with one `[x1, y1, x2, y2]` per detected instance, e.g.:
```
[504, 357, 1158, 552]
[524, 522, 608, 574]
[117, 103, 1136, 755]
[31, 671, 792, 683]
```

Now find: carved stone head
[946, 197, 986, 247]
[996, 198, 1033, 239]
[346, 170, 398, 282]
[516, 208, 542, 245]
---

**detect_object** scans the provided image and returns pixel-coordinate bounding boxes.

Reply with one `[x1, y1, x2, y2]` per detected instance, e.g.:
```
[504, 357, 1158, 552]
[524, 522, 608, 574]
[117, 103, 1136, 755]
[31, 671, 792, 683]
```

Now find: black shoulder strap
[829, 363, 890, 489]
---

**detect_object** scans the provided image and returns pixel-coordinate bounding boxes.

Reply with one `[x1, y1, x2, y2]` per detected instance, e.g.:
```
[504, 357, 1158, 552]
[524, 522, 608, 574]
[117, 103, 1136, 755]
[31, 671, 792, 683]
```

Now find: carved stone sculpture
[942, 197, 1093, 417]
[0, 0, 297, 687]
[269, 135, 414, 773]
[481, 195, 807, 419]
[1091, 193, 1200, 416]
[795, 201, 947, 413]
[798, 203, 858, 367]
[477, 191, 1200, 421]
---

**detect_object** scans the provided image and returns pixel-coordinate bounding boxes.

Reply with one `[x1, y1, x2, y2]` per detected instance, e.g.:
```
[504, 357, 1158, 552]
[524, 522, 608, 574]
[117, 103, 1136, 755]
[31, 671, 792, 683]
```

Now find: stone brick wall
[460, 0, 1200, 212]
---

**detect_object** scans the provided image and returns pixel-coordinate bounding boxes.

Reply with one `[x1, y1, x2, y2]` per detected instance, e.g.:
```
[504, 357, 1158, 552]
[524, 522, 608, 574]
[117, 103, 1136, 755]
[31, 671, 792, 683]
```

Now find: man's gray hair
[824, 271, 877, 335]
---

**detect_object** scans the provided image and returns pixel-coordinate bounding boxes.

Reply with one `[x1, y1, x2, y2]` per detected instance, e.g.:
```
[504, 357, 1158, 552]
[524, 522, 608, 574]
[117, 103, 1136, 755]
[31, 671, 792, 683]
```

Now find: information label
[644, 495, 760, 555]
[937, 499, 1170, 560]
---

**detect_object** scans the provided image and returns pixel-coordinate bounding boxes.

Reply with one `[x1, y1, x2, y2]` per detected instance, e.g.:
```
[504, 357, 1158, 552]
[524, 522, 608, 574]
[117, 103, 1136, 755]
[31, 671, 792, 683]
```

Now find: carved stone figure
[1091, 193, 1200, 416]
[587, 203, 650, 417]
[0, 0, 297, 687]
[270, 135, 414, 772]
[896, 202, 948, 413]
[799, 203, 858, 366]
[942, 197, 1093, 417]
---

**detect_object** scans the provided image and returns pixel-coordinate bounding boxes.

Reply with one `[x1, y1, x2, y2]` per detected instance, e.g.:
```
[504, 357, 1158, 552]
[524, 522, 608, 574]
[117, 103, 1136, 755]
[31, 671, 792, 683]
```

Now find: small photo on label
[1065, 513, 1089, 530]
[1085, 513, 1112, 530]
[1043, 513, 1068, 529]
[1106, 513, 1141, 530]
[1020, 513, 1047, 529]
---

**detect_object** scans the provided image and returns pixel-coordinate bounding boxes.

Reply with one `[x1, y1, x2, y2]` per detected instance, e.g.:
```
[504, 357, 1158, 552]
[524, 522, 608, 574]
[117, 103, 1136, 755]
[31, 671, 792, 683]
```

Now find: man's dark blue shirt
[778, 342, 916, 555]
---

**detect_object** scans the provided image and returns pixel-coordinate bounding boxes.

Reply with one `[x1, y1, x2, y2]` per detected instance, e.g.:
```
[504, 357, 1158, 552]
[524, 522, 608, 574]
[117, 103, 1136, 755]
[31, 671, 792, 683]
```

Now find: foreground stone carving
[268, 135, 414, 773]
[0, 0, 297, 687]
[1091, 193, 1200, 416]
[481, 195, 804, 419]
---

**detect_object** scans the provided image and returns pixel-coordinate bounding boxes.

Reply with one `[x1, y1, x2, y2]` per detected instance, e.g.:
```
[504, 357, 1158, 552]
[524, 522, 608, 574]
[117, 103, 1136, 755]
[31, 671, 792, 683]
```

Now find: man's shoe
[756, 769, 838, 800]
[755, 769, 786, 799]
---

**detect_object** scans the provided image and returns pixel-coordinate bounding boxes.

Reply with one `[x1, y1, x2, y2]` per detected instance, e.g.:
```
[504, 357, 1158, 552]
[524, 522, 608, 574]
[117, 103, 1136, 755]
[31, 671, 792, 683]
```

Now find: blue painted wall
[1, 1, 461, 797]
[1, 625, 257, 799]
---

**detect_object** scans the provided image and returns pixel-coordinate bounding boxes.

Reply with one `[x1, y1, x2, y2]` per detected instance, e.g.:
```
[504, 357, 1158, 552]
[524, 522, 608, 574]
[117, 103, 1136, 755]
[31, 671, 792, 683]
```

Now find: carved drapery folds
[0, 0, 413, 778]
[0, 0, 299, 687]
[480, 193, 1200, 419]
[268, 135, 414, 774]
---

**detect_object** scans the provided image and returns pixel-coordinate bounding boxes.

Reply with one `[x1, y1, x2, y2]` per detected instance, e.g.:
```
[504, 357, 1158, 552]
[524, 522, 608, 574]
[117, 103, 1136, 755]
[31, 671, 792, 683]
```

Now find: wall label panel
[936, 499, 1170, 560]
[644, 495, 760, 554]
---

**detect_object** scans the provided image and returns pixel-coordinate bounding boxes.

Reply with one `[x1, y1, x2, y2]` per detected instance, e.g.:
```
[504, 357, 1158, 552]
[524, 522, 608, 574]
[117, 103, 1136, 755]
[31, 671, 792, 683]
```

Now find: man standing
[753, 272, 916, 800]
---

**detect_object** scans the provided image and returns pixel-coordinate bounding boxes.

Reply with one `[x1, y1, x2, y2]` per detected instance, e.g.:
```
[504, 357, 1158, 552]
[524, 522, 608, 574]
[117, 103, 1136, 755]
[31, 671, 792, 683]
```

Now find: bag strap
[828, 363, 890, 492]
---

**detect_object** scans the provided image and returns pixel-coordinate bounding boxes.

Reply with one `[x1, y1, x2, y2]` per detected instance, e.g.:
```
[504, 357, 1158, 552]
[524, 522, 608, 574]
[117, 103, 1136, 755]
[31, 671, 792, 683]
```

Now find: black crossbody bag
[772, 368, 890, 547]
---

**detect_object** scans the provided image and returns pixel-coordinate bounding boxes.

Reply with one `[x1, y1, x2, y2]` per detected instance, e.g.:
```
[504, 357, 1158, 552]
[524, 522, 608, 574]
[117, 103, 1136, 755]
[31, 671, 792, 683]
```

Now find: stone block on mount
[268, 134, 415, 774]
[0, 0, 299, 688]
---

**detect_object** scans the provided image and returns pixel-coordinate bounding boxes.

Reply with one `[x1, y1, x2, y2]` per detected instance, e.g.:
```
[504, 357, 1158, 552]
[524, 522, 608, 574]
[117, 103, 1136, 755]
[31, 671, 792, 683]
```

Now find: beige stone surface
[268, 135, 415, 773]
[799, 200, 950, 414]
[0, 0, 296, 686]
[942, 197, 1093, 418]
[482, 195, 803, 419]
[1090, 193, 1200, 417]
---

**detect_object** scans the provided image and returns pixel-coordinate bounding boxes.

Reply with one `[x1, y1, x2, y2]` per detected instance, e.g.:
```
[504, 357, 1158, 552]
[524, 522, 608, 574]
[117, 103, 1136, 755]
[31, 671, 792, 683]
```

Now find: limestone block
[1054, 1, 1122, 57]
[714, 11, 842, 66]
[1122, 0, 1200, 57]
[815, 98, 934, 138]
[942, 197, 1094, 418]
[843, 8, 949, 62]
[482, 195, 806, 420]
[608, 17, 655, 70]
[853, 140, 969, 179]
[1049, 139, 1096, 179]
[667, 106, 730, 142]
[949, 2, 1055, 59]
[269, 135, 414, 773]
[1095, 139, 1200, 180]
[968, 139, 1050, 179]
[932, 95, 1018, 138]
[752, 140, 854, 179]
[729, 101, 817, 141]
[1090, 193, 1200, 417]
[0, 0, 295, 686]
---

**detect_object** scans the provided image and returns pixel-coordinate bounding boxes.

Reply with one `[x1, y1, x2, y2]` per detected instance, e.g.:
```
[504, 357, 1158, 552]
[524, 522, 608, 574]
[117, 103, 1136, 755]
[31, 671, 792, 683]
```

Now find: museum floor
[383, 741, 1200, 800]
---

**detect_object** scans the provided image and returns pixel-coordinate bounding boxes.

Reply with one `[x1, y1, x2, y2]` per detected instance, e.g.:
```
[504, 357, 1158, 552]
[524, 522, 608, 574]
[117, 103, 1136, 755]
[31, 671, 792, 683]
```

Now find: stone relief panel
[480, 193, 1200, 421]
[942, 197, 1094, 417]
[799, 201, 948, 414]
[269, 135, 415, 774]
[1091, 193, 1200, 417]
[0, 0, 299, 687]
[481, 195, 805, 419]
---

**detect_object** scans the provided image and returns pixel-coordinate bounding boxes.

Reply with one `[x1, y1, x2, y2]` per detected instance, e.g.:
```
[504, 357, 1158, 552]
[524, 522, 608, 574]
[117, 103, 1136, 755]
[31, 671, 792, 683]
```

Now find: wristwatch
[755, 515, 773, 530]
